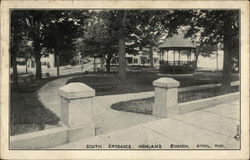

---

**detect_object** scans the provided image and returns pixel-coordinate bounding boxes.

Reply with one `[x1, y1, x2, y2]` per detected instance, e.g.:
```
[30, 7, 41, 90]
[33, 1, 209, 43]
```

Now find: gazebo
[159, 34, 196, 74]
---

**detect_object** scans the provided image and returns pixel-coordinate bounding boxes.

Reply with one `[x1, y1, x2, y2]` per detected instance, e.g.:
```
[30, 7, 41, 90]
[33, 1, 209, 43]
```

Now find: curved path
[38, 72, 240, 149]
[38, 68, 240, 136]
[38, 75, 158, 135]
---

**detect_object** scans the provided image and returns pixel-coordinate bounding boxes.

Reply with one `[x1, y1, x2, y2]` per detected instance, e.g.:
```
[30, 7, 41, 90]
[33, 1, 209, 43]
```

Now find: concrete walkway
[38, 66, 158, 136]
[38, 72, 240, 149]
[54, 100, 240, 149]
[15, 62, 94, 77]
[38, 62, 93, 117]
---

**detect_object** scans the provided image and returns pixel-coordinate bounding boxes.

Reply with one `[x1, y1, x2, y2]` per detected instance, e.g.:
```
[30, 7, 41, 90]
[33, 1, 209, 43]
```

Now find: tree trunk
[100, 57, 105, 71]
[81, 58, 83, 72]
[12, 53, 18, 84]
[34, 50, 42, 80]
[118, 37, 126, 80]
[33, 18, 42, 80]
[216, 51, 219, 71]
[149, 47, 154, 67]
[194, 54, 199, 69]
[118, 10, 127, 81]
[105, 58, 111, 73]
[93, 57, 96, 72]
[56, 53, 60, 76]
[222, 16, 233, 88]
[25, 60, 28, 74]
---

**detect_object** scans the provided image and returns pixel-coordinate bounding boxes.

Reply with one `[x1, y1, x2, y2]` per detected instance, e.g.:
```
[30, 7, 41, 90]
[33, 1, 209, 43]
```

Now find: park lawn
[110, 86, 239, 115]
[10, 71, 91, 136]
[10, 70, 239, 135]
[67, 71, 239, 96]
[11, 78, 60, 136]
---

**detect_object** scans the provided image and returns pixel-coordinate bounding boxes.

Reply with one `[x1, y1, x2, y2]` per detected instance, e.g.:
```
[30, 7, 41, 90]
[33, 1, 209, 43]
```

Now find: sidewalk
[38, 75, 240, 149]
[54, 100, 240, 149]
[14, 62, 94, 77]
[39, 79, 157, 135]
[38, 62, 93, 116]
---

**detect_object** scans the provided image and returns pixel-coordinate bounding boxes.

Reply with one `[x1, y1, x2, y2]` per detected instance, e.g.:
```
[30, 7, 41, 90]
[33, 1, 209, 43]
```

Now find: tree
[79, 10, 177, 78]
[44, 10, 88, 76]
[117, 10, 127, 80]
[178, 26, 217, 69]
[10, 11, 29, 84]
[76, 12, 116, 73]
[120, 9, 239, 86]
[183, 10, 239, 87]
[74, 38, 86, 72]
[90, 11, 119, 73]
[11, 10, 89, 79]
[25, 11, 46, 79]
[114, 10, 191, 79]
[78, 10, 139, 73]
[128, 11, 168, 67]
[17, 39, 33, 74]
[114, 10, 174, 80]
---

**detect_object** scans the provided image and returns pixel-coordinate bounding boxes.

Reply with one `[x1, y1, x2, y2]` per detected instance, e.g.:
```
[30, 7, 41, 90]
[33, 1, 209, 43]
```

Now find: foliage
[10, 11, 29, 83]
[11, 9, 239, 84]
[17, 39, 33, 61]
[44, 10, 88, 64]
[196, 45, 218, 57]
[11, 11, 27, 63]
[77, 11, 145, 58]
[79, 11, 118, 58]
[172, 10, 239, 86]
[81, 10, 182, 76]
[11, 10, 89, 78]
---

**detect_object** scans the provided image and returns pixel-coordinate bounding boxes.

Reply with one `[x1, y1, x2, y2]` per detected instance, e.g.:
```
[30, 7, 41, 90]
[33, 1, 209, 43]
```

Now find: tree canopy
[11, 10, 89, 79]
[11, 9, 239, 86]
[182, 10, 239, 86]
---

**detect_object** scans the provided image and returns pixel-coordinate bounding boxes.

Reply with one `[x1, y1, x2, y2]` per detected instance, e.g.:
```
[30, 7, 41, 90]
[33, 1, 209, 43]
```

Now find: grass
[67, 70, 239, 96]
[11, 78, 60, 136]
[10, 68, 239, 135]
[10, 71, 96, 136]
[10, 70, 99, 136]
[111, 86, 239, 115]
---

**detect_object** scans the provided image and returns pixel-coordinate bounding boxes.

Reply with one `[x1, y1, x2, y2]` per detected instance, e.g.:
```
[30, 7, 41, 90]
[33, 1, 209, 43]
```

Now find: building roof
[159, 34, 196, 50]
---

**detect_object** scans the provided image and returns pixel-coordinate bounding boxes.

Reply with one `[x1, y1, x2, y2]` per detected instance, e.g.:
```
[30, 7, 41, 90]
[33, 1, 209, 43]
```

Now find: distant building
[159, 34, 196, 73]
[110, 33, 224, 72]
[27, 53, 55, 69]
[111, 48, 160, 67]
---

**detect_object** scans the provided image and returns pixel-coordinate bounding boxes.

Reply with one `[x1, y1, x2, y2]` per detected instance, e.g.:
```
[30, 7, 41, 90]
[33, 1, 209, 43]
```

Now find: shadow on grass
[66, 71, 239, 96]
[11, 79, 61, 136]
[111, 86, 239, 115]
[10, 71, 100, 136]
[10, 70, 239, 135]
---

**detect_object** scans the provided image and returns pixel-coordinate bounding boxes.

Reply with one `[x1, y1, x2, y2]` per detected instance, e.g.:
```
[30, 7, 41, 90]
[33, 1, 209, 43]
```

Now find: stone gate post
[59, 82, 95, 142]
[153, 78, 180, 118]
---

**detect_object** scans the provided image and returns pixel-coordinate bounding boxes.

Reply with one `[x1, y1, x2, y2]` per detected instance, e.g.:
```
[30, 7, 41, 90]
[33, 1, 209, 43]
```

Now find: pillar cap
[153, 78, 180, 88]
[59, 82, 95, 99]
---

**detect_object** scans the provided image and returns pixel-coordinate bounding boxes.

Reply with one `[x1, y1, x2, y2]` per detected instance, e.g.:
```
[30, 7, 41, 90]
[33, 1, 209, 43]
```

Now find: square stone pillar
[59, 82, 95, 142]
[153, 78, 180, 118]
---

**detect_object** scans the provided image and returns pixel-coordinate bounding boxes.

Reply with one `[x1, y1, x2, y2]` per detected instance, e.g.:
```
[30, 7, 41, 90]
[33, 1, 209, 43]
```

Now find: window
[127, 57, 133, 64]
[133, 58, 138, 64]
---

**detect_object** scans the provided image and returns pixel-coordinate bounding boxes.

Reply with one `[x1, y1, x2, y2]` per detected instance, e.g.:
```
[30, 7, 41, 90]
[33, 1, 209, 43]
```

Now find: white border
[1, 0, 249, 159]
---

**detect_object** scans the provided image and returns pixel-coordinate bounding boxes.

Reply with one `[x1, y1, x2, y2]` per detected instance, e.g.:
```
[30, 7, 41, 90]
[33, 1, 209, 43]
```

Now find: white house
[110, 48, 160, 67]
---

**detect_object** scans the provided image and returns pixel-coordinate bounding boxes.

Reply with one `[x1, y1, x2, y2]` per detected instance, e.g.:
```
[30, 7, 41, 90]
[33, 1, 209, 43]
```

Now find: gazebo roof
[159, 34, 196, 50]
